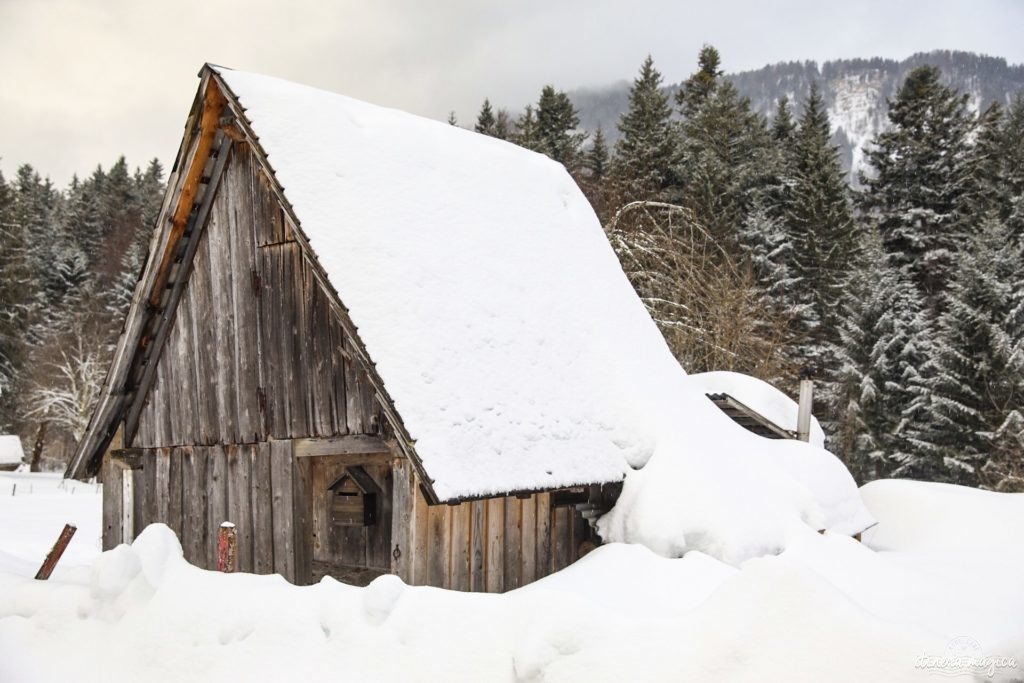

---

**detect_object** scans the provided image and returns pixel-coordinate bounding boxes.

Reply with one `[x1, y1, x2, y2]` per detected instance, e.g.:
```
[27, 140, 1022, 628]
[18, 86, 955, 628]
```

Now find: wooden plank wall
[133, 141, 383, 450]
[111, 441, 311, 584]
[391, 461, 591, 592]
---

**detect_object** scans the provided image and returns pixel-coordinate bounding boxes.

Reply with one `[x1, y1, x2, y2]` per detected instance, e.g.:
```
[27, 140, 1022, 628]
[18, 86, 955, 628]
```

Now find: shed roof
[213, 67, 687, 500]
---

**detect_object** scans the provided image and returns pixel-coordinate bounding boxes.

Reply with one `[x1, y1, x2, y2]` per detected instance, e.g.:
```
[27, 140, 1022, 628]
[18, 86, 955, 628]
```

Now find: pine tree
[860, 65, 974, 302]
[772, 96, 797, 145]
[677, 45, 723, 118]
[737, 199, 799, 306]
[832, 240, 933, 482]
[474, 99, 497, 136]
[676, 76, 771, 242]
[785, 82, 859, 363]
[535, 85, 586, 169]
[585, 126, 609, 181]
[610, 55, 677, 200]
[0, 170, 35, 428]
[513, 105, 543, 152]
[908, 219, 1024, 484]
[493, 110, 513, 141]
[962, 101, 1008, 222]
[446, 111, 458, 126]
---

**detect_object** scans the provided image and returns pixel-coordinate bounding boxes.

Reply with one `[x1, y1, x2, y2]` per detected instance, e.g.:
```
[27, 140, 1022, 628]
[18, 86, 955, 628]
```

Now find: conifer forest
[2, 47, 1022, 491]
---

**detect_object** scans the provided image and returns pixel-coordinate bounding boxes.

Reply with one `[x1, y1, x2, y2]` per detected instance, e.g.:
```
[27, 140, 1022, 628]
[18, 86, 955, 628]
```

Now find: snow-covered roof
[215, 68, 689, 500]
[685, 371, 826, 448]
[0, 435, 24, 466]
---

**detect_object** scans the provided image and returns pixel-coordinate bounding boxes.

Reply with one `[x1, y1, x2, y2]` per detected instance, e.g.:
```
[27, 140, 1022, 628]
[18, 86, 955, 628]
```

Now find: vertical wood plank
[102, 456, 124, 551]
[344, 336, 364, 434]
[503, 496, 522, 590]
[329, 319, 348, 435]
[154, 447, 171, 522]
[292, 452, 313, 585]
[283, 245, 308, 437]
[535, 492, 552, 577]
[270, 440, 296, 581]
[173, 291, 200, 443]
[258, 247, 283, 436]
[226, 444, 254, 573]
[521, 495, 537, 585]
[427, 503, 449, 588]
[450, 503, 471, 591]
[390, 460, 413, 582]
[206, 444, 228, 565]
[207, 189, 238, 444]
[412, 483, 429, 585]
[367, 464, 393, 570]
[485, 498, 504, 593]
[140, 450, 157, 535]
[470, 500, 486, 592]
[552, 506, 571, 572]
[188, 230, 219, 445]
[181, 446, 208, 568]
[227, 144, 260, 442]
[251, 442, 274, 574]
[166, 447, 184, 542]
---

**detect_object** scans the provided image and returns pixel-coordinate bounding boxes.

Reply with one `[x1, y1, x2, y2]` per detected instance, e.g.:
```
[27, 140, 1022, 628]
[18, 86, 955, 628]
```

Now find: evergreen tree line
[0, 157, 164, 466]
[467, 47, 1024, 490]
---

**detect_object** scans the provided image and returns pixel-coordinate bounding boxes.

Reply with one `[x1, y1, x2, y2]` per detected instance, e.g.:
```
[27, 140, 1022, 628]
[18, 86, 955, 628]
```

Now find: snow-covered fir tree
[535, 85, 587, 170]
[907, 219, 1024, 485]
[675, 47, 771, 242]
[474, 98, 497, 136]
[832, 239, 932, 482]
[784, 83, 859, 367]
[610, 55, 677, 201]
[860, 65, 974, 303]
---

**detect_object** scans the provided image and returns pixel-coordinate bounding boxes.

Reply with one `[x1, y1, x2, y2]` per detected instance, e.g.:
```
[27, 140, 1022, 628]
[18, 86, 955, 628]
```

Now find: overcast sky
[2, 0, 1022, 185]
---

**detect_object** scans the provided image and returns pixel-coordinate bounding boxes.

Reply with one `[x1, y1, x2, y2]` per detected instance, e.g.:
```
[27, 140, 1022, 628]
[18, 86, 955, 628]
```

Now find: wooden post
[797, 377, 814, 443]
[217, 522, 237, 572]
[35, 524, 77, 580]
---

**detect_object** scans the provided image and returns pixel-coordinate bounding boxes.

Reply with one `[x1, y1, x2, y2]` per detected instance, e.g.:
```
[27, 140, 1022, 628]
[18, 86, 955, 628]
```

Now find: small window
[328, 466, 381, 526]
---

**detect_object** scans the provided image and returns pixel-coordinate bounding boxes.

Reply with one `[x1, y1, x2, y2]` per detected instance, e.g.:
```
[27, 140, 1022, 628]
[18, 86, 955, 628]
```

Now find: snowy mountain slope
[571, 50, 1024, 180]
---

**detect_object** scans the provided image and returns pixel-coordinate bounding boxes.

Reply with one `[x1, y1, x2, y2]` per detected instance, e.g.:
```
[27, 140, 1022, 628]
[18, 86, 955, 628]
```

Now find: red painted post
[217, 522, 237, 573]
[35, 524, 77, 580]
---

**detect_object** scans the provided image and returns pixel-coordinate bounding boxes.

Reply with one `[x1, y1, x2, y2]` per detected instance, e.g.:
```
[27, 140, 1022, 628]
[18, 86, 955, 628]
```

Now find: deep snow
[1, 478, 1020, 682]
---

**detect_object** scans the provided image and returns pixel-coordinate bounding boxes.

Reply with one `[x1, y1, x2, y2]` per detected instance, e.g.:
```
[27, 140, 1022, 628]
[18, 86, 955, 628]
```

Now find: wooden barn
[66, 64, 688, 590]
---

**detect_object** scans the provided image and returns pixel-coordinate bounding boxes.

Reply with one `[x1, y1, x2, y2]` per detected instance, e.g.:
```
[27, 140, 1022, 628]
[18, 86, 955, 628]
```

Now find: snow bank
[685, 371, 826, 447]
[595, 382, 872, 564]
[0, 434, 24, 466]
[7, 522, 1016, 682]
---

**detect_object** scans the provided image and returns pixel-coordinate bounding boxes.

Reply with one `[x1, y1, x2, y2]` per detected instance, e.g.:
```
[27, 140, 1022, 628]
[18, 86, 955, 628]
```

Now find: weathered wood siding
[111, 441, 312, 584]
[391, 461, 592, 591]
[133, 141, 383, 449]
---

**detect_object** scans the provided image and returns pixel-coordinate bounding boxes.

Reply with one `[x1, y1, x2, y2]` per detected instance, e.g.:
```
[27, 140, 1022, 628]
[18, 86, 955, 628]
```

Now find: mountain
[569, 50, 1024, 180]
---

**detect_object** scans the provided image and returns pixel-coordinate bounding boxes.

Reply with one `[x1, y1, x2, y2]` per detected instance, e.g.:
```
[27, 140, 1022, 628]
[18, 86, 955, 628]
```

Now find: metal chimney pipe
[797, 376, 814, 443]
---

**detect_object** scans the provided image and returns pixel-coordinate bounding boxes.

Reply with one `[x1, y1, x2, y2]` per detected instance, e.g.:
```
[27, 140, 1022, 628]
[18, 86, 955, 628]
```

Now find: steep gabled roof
[69, 65, 690, 501]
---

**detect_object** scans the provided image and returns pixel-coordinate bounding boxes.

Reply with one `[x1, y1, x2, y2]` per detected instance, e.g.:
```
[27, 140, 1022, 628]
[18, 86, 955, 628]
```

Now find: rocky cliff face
[570, 50, 1024, 181]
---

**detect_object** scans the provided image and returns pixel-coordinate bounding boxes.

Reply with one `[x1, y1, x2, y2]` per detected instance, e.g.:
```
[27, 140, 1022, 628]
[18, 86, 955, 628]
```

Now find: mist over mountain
[570, 50, 1024, 180]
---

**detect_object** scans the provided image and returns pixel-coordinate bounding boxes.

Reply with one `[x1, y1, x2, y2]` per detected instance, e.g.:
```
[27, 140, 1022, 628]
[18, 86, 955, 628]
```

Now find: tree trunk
[30, 421, 47, 472]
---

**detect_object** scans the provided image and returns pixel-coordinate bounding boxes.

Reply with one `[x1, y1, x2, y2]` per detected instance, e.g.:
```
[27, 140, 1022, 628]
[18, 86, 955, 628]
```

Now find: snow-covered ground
[0, 473, 1021, 682]
[0, 472, 101, 577]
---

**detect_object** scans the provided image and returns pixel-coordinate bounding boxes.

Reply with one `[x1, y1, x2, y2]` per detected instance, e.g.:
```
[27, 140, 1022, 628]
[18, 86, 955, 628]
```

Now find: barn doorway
[310, 454, 393, 585]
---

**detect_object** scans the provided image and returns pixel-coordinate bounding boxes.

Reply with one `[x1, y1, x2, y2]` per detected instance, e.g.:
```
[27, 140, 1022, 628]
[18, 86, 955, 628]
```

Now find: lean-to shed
[65, 64, 690, 589]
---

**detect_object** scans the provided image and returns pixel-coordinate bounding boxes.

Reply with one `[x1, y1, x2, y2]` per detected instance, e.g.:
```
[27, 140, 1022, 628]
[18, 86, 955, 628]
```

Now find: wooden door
[310, 454, 393, 585]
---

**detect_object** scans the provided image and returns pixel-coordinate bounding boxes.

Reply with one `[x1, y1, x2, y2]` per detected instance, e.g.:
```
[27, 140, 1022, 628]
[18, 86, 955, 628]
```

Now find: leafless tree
[606, 200, 793, 381]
